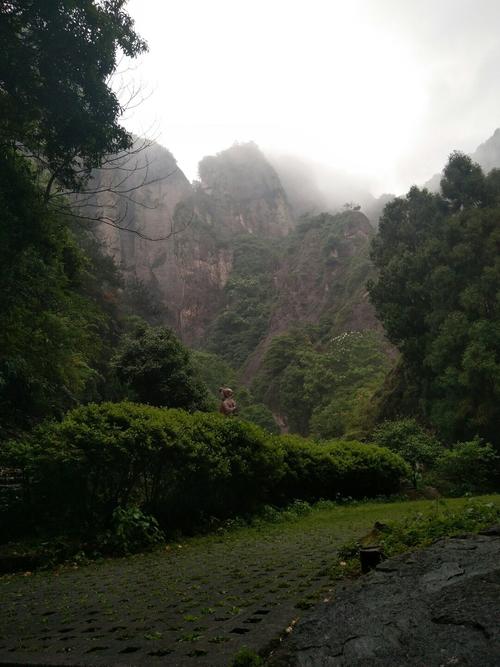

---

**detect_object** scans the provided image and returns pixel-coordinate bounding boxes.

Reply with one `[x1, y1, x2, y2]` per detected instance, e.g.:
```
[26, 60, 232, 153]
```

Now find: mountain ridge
[89, 127, 500, 381]
[91, 141, 379, 361]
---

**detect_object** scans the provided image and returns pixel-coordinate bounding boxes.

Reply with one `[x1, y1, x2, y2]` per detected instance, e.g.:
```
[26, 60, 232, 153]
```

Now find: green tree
[0, 152, 110, 436]
[206, 235, 279, 367]
[0, 0, 146, 193]
[369, 152, 500, 446]
[252, 331, 316, 435]
[0, 0, 147, 437]
[434, 438, 499, 495]
[372, 419, 440, 488]
[369, 185, 448, 367]
[253, 330, 389, 437]
[112, 324, 210, 411]
[308, 331, 390, 439]
[441, 151, 488, 212]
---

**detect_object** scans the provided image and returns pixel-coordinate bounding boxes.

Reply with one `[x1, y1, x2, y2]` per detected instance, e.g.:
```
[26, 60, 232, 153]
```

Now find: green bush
[274, 435, 409, 501]
[372, 419, 441, 487]
[433, 438, 499, 496]
[1, 402, 409, 541]
[102, 506, 165, 555]
[150, 411, 285, 529]
[1, 402, 284, 535]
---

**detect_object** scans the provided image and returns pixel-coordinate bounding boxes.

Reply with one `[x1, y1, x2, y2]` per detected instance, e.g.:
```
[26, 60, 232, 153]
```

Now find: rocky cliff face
[89, 142, 232, 342]
[92, 140, 381, 360]
[471, 127, 500, 172]
[243, 210, 381, 377]
[90, 141, 295, 343]
[268, 211, 377, 336]
[196, 142, 294, 238]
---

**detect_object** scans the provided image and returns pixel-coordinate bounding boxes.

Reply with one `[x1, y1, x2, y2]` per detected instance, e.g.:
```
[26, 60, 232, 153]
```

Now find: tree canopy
[112, 323, 210, 411]
[0, 0, 146, 192]
[0, 151, 113, 435]
[369, 152, 500, 447]
[0, 0, 145, 437]
[253, 329, 389, 438]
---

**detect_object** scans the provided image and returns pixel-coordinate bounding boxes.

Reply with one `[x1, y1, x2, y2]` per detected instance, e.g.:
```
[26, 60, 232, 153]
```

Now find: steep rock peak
[197, 142, 294, 237]
[472, 127, 500, 173]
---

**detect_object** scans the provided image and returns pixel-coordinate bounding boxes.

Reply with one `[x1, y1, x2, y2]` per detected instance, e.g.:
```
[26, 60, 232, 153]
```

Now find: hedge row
[274, 434, 409, 501]
[1, 402, 409, 536]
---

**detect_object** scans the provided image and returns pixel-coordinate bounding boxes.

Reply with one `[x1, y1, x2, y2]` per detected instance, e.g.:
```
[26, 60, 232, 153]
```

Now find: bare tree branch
[55, 205, 195, 242]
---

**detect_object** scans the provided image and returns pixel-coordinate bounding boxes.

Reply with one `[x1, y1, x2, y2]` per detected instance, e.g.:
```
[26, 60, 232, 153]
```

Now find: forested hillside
[77, 136, 386, 435]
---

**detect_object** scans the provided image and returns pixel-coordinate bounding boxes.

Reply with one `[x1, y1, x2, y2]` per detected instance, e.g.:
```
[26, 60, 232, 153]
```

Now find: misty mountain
[267, 152, 397, 228]
[87, 142, 295, 343]
[471, 127, 500, 172]
[90, 141, 380, 375]
[267, 153, 384, 220]
[195, 142, 294, 238]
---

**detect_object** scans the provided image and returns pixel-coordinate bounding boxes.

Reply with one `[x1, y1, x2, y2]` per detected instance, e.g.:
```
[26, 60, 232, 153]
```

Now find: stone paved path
[0, 517, 355, 666]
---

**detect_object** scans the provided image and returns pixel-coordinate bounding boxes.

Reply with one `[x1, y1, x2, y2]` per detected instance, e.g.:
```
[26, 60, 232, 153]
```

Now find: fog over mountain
[266, 154, 374, 217]
[120, 0, 500, 198]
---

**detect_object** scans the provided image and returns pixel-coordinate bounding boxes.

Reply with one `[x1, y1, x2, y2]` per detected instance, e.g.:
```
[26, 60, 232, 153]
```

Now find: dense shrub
[1, 402, 283, 535]
[111, 325, 210, 411]
[432, 438, 499, 496]
[372, 419, 441, 487]
[274, 435, 409, 501]
[1, 402, 409, 540]
[151, 410, 285, 529]
[101, 506, 165, 555]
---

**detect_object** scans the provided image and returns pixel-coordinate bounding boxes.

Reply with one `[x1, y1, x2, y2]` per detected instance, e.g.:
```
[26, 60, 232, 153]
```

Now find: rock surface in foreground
[270, 529, 500, 666]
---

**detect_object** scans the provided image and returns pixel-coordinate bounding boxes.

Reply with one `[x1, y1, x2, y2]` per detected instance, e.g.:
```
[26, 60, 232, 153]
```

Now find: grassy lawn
[0, 495, 498, 666]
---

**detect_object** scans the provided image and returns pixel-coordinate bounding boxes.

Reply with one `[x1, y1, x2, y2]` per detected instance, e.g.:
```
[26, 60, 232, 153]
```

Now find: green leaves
[254, 330, 389, 438]
[206, 235, 279, 367]
[369, 153, 500, 447]
[0, 152, 110, 434]
[441, 151, 489, 211]
[274, 434, 408, 501]
[0, 0, 146, 190]
[433, 438, 499, 495]
[372, 419, 440, 488]
[111, 325, 210, 411]
[103, 506, 165, 555]
[2, 402, 408, 539]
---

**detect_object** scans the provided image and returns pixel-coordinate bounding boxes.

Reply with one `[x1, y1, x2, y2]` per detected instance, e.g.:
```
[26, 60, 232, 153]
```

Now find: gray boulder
[269, 530, 500, 666]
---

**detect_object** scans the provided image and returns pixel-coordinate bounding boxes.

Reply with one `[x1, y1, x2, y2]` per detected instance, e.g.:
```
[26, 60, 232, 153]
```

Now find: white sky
[118, 0, 500, 196]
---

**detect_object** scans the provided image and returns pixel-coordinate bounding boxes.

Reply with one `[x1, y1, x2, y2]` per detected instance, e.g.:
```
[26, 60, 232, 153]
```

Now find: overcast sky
[118, 0, 500, 196]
